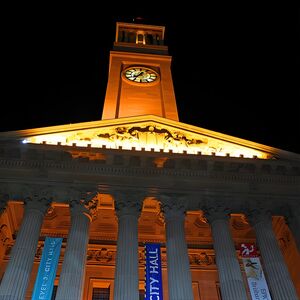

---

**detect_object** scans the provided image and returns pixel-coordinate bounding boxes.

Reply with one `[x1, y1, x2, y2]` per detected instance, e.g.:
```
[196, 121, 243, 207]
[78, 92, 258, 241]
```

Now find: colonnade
[0, 192, 298, 300]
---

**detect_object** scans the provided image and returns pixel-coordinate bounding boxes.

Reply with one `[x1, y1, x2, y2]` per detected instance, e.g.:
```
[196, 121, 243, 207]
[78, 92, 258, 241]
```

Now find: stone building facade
[0, 21, 299, 300]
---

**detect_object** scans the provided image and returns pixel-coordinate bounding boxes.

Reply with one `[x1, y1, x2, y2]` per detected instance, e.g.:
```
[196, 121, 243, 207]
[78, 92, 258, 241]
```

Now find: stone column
[248, 209, 298, 300]
[161, 194, 194, 300]
[55, 197, 97, 300]
[113, 191, 143, 300]
[0, 196, 50, 300]
[204, 204, 248, 300]
[284, 204, 300, 252]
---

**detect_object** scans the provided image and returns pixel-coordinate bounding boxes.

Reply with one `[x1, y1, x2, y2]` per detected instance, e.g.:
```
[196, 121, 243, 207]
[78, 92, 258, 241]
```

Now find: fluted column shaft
[248, 210, 298, 300]
[205, 207, 248, 300]
[0, 197, 49, 300]
[162, 196, 193, 300]
[55, 200, 92, 300]
[113, 193, 142, 300]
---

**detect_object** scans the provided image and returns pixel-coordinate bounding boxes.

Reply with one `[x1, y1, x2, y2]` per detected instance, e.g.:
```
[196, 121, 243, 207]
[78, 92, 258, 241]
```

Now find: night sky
[2, 7, 299, 154]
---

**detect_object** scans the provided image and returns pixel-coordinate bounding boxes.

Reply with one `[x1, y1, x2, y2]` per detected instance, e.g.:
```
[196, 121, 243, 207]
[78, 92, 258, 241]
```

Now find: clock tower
[101, 22, 179, 121]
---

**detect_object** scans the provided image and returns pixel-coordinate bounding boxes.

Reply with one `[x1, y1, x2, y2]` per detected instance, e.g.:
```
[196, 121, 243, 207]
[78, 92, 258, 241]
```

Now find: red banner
[240, 243, 258, 258]
[239, 243, 272, 300]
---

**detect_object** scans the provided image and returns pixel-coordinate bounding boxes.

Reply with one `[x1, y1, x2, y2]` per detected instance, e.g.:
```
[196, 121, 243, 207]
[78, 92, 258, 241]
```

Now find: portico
[0, 141, 299, 299]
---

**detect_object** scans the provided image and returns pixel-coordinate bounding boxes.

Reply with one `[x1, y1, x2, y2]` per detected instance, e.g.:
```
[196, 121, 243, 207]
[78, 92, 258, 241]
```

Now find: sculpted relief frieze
[3, 243, 216, 268]
[189, 252, 215, 267]
[96, 125, 205, 150]
[30, 124, 207, 153]
[87, 248, 115, 264]
[24, 122, 269, 159]
[85, 247, 216, 268]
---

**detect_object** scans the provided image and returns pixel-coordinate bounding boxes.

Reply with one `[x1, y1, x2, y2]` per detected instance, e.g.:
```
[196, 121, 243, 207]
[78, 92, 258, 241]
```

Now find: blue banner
[145, 243, 163, 300]
[31, 237, 62, 300]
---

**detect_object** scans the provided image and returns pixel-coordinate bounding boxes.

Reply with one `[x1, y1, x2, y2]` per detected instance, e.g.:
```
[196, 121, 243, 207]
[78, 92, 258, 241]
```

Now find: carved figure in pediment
[96, 126, 139, 146]
[97, 133, 114, 141]
[66, 132, 92, 143]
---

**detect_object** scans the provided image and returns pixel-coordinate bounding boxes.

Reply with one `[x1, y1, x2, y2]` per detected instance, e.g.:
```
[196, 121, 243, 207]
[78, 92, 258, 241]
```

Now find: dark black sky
[2, 6, 299, 154]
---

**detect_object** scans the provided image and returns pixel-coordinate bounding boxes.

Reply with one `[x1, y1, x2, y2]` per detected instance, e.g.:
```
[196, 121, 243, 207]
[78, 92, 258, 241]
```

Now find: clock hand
[134, 71, 143, 78]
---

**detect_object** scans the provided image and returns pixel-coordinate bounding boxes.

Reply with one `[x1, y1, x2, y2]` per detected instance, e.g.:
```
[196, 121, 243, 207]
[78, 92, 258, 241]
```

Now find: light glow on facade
[21, 122, 270, 159]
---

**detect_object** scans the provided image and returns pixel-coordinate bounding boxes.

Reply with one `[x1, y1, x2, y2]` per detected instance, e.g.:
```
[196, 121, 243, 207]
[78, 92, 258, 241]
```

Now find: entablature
[0, 142, 299, 213]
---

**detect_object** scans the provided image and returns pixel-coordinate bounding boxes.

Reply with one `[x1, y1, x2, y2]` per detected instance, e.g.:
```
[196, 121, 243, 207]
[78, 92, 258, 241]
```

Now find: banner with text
[145, 243, 163, 300]
[31, 237, 63, 300]
[240, 243, 272, 300]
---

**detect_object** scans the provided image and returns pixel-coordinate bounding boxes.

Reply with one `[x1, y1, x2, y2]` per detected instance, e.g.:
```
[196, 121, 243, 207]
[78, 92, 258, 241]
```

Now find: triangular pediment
[0, 115, 299, 161]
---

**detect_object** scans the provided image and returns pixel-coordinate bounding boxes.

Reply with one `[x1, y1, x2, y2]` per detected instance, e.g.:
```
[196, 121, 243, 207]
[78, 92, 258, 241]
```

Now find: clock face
[123, 67, 158, 84]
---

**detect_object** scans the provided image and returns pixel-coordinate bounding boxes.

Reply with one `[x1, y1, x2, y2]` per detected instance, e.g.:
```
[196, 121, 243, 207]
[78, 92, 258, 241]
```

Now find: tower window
[128, 32, 136, 43]
[137, 33, 145, 44]
[145, 34, 154, 45]
[118, 30, 125, 42]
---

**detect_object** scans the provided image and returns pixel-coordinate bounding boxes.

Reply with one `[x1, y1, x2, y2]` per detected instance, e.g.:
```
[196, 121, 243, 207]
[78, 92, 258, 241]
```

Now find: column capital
[281, 203, 300, 222]
[82, 191, 99, 221]
[20, 184, 54, 198]
[69, 195, 98, 222]
[24, 196, 51, 215]
[241, 195, 275, 214]
[203, 204, 230, 224]
[69, 200, 90, 220]
[159, 193, 187, 221]
[112, 189, 144, 219]
[246, 208, 272, 227]
[201, 194, 231, 224]
[65, 189, 99, 221]
[20, 185, 55, 215]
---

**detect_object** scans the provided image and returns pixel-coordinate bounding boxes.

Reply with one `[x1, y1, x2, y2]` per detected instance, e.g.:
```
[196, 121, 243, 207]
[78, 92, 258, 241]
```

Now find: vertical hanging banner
[145, 243, 163, 300]
[240, 243, 272, 300]
[32, 237, 63, 300]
